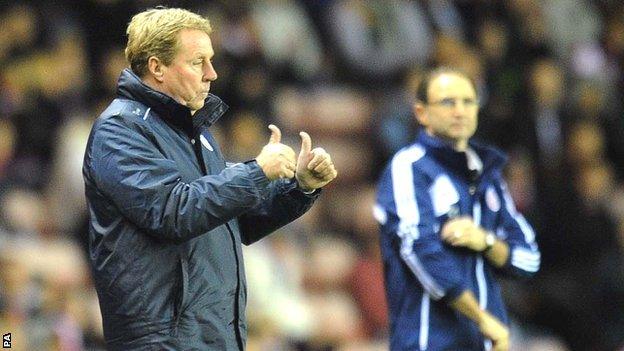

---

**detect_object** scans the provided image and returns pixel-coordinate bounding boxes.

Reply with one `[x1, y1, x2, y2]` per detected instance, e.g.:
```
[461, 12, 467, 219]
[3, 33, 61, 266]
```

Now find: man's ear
[414, 102, 427, 126]
[147, 56, 165, 82]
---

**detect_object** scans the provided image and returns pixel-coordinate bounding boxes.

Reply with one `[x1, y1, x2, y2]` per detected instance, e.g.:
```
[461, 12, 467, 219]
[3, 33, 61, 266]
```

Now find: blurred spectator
[250, 0, 324, 82]
[0, 3, 47, 63]
[512, 58, 577, 269]
[0, 120, 16, 180]
[244, 232, 316, 348]
[46, 114, 92, 235]
[424, 0, 466, 40]
[347, 186, 388, 339]
[372, 67, 422, 166]
[474, 17, 525, 150]
[527, 117, 624, 350]
[541, 0, 602, 60]
[326, 0, 432, 84]
[504, 0, 552, 61]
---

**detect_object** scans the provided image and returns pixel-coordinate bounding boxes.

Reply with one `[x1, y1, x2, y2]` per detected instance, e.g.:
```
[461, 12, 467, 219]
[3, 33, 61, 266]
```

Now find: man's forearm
[449, 290, 485, 324]
[449, 289, 510, 350]
[441, 219, 510, 267]
[483, 235, 509, 268]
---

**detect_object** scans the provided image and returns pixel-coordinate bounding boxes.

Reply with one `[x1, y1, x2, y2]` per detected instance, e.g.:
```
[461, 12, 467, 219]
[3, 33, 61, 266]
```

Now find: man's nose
[203, 62, 217, 82]
[453, 99, 477, 114]
[453, 102, 469, 115]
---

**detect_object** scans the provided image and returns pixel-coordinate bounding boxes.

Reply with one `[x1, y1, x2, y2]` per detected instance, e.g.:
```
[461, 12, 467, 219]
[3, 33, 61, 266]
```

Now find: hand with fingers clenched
[478, 312, 510, 351]
[256, 125, 297, 180]
[441, 216, 489, 252]
[295, 131, 338, 191]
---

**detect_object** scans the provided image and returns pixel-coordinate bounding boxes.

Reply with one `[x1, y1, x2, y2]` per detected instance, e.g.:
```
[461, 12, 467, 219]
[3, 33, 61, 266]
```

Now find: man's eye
[440, 98, 455, 107]
[464, 99, 478, 106]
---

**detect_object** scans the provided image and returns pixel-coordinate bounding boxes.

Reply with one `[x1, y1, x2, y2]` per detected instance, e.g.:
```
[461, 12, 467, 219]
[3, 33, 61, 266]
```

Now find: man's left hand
[295, 131, 338, 191]
[441, 217, 488, 252]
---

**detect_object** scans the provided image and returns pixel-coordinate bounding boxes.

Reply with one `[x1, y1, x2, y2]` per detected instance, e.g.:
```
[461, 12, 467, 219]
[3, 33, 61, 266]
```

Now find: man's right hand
[450, 290, 510, 351]
[478, 312, 510, 351]
[256, 125, 296, 180]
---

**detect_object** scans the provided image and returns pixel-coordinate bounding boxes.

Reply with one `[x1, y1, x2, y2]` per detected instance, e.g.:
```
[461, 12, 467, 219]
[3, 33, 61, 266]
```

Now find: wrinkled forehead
[428, 73, 477, 100]
[175, 28, 214, 57]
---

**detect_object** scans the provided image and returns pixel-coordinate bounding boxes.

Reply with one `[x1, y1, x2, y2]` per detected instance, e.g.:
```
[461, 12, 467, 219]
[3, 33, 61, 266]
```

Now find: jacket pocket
[171, 256, 188, 336]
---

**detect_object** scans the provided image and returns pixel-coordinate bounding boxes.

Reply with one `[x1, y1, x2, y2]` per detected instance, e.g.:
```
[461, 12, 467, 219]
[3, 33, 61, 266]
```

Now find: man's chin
[450, 129, 474, 139]
[188, 100, 206, 112]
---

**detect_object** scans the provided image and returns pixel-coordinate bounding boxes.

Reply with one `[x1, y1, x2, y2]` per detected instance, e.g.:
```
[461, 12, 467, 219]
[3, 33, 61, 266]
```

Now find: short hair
[416, 67, 477, 103]
[125, 7, 212, 77]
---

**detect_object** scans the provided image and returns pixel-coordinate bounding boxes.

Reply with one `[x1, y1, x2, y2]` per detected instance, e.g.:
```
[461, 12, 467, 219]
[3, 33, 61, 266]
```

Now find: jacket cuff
[284, 178, 322, 199]
[440, 283, 468, 304]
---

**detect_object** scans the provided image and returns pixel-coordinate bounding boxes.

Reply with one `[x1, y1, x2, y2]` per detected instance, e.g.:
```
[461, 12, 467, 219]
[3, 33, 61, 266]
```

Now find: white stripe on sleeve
[511, 248, 541, 272]
[391, 145, 445, 300]
[419, 293, 430, 351]
[501, 181, 537, 244]
[500, 181, 541, 272]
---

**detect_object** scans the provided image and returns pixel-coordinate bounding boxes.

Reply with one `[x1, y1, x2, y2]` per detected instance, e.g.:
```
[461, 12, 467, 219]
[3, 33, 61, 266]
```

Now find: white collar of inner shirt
[465, 147, 483, 175]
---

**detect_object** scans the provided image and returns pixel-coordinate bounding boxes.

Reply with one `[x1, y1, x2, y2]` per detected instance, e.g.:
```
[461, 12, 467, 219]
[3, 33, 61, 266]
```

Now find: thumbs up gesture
[295, 131, 338, 191]
[256, 125, 296, 180]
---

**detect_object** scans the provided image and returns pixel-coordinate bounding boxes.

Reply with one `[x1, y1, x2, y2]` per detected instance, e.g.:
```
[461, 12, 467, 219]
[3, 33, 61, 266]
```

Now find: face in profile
[159, 28, 218, 112]
[416, 73, 479, 150]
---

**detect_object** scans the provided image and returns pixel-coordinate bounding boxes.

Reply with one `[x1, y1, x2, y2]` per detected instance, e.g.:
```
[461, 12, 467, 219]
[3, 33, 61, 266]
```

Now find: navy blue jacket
[375, 130, 540, 351]
[83, 69, 319, 350]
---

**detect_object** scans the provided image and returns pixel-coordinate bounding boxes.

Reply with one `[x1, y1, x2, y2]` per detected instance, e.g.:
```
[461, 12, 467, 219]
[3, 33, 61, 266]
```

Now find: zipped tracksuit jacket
[375, 130, 540, 351]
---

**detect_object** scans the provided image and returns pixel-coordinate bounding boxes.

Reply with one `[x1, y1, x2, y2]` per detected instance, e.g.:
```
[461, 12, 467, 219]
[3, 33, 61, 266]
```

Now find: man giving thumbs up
[295, 131, 338, 191]
[83, 8, 337, 350]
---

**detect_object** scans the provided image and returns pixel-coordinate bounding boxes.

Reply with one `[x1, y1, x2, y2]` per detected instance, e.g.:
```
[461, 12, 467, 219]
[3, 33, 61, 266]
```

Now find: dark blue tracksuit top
[375, 130, 540, 351]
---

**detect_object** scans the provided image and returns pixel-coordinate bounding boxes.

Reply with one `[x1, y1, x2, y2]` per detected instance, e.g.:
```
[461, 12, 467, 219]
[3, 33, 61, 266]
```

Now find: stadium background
[0, 0, 624, 350]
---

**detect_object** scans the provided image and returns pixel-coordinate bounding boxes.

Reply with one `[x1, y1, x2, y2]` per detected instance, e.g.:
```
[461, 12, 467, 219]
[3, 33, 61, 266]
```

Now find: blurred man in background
[82, 7, 336, 350]
[375, 67, 540, 351]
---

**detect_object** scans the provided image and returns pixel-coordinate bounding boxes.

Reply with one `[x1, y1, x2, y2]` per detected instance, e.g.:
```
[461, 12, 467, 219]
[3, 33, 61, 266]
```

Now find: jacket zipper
[193, 130, 244, 349]
[171, 256, 188, 337]
[473, 199, 492, 350]
[226, 222, 245, 350]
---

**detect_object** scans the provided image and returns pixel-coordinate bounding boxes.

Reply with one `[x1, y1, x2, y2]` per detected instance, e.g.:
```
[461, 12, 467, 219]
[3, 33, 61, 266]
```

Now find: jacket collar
[416, 129, 507, 181]
[116, 68, 228, 135]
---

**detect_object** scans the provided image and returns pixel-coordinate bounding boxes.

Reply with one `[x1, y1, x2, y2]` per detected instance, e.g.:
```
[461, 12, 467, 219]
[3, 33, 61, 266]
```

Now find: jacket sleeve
[377, 160, 468, 302]
[493, 179, 541, 278]
[87, 116, 271, 243]
[237, 178, 320, 245]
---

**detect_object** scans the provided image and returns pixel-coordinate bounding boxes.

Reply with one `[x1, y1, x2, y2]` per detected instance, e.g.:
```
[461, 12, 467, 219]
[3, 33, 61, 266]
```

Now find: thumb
[268, 124, 281, 144]
[299, 131, 312, 157]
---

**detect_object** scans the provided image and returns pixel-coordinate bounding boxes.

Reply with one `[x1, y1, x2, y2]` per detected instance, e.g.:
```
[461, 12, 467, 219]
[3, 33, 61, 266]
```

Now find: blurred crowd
[1, 0, 624, 350]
